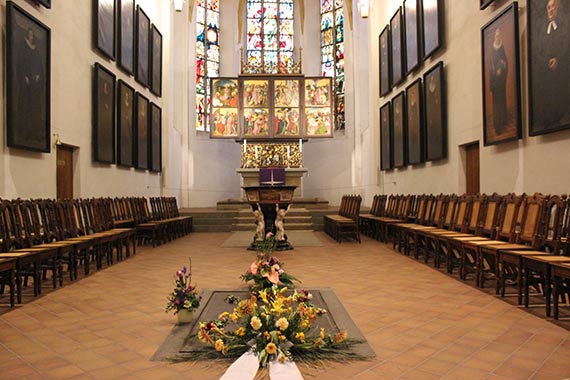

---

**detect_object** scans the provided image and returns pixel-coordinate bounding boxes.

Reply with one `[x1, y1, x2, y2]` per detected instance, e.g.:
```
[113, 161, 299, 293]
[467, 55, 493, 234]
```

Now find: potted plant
[166, 266, 201, 323]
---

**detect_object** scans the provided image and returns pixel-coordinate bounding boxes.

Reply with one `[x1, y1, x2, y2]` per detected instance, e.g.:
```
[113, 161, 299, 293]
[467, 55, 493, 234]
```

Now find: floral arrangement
[241, 233, 299, 291]
[196, 287, 359, 367]
[165, 266, 201, 315]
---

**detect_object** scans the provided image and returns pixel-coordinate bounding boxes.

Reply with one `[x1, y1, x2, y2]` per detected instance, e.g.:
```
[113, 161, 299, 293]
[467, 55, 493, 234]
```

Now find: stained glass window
[196, 0, 220, 131]
[246, 0, 294, 74]
[320, 0, 344, 131]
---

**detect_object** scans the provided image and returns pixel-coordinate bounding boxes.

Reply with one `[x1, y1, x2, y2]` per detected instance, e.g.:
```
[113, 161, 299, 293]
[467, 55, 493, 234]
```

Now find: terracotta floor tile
[0, 233, 568, 379]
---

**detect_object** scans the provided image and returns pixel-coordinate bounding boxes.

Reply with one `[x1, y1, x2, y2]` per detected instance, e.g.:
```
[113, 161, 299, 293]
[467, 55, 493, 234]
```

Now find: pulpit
[243, 185, 297, 251]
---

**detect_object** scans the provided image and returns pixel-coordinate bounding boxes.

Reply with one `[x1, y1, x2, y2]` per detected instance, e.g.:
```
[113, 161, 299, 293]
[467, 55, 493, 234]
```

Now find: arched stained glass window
[246, 0, 294, 74]
[196, 0, 220, 131]
[320, 0, 344, 131]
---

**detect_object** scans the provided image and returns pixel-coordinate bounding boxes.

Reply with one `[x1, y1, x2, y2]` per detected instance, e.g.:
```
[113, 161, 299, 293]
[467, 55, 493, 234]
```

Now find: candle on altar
[299, 139, 302, 153]
[243, 139, 247, 153]
[287, 145, 291, 161]
[255, 146, 259, 159]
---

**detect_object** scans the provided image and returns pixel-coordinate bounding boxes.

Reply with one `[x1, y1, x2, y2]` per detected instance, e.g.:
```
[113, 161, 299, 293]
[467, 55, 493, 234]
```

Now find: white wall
[366, 0, 570, 203]
[0, 0, 174, 200]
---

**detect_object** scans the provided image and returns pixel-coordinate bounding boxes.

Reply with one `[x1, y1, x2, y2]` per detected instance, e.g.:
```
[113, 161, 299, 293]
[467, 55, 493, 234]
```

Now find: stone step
[194, 225, 233, 233]
[218, 198, 329, 210]
[233, 223, 313, 231]
[235, 216, 312, 224]
[237, 207, 310, 216]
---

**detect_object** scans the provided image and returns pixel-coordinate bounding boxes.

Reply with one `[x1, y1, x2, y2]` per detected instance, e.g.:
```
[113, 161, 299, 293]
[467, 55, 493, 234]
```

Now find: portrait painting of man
[391, 7, 406, 87]
[424, 62, 446, 161]
[481, 3, 522, 146]
[392, 92, 406, 168]
[117, 80, 134, 167]
[119, 0, 134, 74]
[404, 0, 421, 74]
[95, 0, 116, 60]
[151, 25, 162, 96]
[379, 26, 392, 97]
[528, 0, 570, 135]
[6, 3, 51, 152]
[380, 102, 392, 171]
[93, 63, 116, 164]
[135, 93, 150, 170]
[136, 6, 150, 88]
[406, 79, 424, 164]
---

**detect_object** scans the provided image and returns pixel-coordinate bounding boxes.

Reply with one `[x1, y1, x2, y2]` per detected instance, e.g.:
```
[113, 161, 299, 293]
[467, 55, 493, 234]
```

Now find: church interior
[1, 0, 570, 379]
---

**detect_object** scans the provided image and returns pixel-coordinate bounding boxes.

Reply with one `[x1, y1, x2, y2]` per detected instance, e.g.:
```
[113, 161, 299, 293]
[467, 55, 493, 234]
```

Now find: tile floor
[1, 232, 570, 380]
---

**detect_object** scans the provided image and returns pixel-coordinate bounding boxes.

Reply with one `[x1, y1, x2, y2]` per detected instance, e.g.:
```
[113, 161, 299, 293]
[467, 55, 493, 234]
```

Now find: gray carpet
[152, 288, 375, 362]
[221, 231, 324, 248]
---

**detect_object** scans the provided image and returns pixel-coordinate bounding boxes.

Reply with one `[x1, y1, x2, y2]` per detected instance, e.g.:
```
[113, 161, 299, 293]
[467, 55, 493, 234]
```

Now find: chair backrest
[452, 194, 473, 232]
[441, 194, 458, 229]
[538, 195, 566, 253]
[479, 193, 503, 238]
[516, 193, 546, 247]
[429, 194, 447, 227]
[495, 193, 523, 242]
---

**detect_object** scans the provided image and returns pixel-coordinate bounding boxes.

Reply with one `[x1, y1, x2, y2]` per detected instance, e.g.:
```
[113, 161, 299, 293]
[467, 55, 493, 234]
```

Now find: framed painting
[380, 102, 392, 171]
[211, 108, 239, 138]
[93, 63, 116, 164]
[150, 103, 162, 172]
[117, 80, 134, 167]
[390, 7, 406, 87]
[481, 3, 522, 146]
[35, 0, 51, 8]
[243, 109, 270, 138]
[423, 61, 446, 161]
[150, 24, 162, 96]
[94, 0, 116, 60]
[392, 91, 407, 168]
[135, 5, 150, 88]
[118, 0, 134, 74]
[243, 80, 269, 107]
[404, 0, 421, 74]
[379, 25, 392, 97]
[274, 79, 300, 107]
[305, 108, 333, 138]
[406, 78, 424, 164]
[528, 0, 570, 136]
[304, 77, 331, 107]
[422, 0, 443, 59]
[212, 78, 239, 107]
[135, 93, 149, 170]
[480, 0, 494, 10]
[6, 2, 51, 153]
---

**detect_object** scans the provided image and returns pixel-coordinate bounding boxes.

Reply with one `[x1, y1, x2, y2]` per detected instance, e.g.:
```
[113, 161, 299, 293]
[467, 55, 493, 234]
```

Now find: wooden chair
[324, 195, 362, 243]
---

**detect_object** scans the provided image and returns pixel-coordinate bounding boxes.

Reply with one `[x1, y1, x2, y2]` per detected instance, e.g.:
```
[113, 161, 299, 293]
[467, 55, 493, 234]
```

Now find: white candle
[243, 139, 247, 153]
[255, 146, 259, 159]
[287, 145, 290, 161]
[299, 139, 302, 153]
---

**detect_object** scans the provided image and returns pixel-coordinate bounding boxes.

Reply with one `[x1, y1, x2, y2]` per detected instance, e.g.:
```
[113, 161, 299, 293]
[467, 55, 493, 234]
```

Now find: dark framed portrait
[391, 7, 406, 87]
[118, 0, 135, 74]
[404, 0, 422, 74]
[150, 103, 162, 173]
[150, 24, 163, 97]
[528, 0, 570, 136]
[6, 2, 51, 153]
[135, 93, 150, 170]
[480, 0, 494, 10]
[422, 0, 443, 59]
[35, 0, 51, 8]
[406, 78, 424, 165]
[93, 63, 116, 164]
[481, 3, 522, 146]
[392, 91, 407, 168]
[117, 80, 134, 167]
[423, 61, 446, 161]
[94, 0, 116, 60]
[135, 6, 150, 88]
[379, 25, 392, 97]
[380, 102, 393, 171]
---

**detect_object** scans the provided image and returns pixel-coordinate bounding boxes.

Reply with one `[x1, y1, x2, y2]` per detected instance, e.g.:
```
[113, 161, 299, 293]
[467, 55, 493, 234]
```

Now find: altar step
[216, 197, 329, 210]
[180, 206, 336, 233]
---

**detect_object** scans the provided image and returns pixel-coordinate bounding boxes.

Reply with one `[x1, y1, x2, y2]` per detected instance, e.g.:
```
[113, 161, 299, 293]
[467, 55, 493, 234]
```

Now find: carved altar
[243, 186, 297, 251]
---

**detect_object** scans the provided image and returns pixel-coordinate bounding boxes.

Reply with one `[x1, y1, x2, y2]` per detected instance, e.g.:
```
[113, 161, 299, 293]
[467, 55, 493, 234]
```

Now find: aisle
[0, 232, 569, 380]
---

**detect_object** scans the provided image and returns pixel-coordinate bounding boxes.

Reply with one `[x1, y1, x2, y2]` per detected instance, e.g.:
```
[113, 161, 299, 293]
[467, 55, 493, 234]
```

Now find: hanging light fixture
[174, 0, 185, 12]
[358, 0, 370, 18]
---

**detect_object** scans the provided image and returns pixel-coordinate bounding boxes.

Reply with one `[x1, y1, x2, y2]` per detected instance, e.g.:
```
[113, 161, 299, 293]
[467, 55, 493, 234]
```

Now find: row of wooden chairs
[324, 195, 362, 243]
[0, 196, 191, 308]
[364, 193, 570, 320]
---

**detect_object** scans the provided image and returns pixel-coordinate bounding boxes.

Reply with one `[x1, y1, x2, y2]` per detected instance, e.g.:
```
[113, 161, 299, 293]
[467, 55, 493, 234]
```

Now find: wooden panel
[56, 145, 73, 200]
[465, 143, 480, 195]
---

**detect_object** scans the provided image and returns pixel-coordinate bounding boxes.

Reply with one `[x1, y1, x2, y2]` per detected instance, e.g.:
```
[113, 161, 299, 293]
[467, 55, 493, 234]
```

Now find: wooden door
[57, 145, 74, 200]
[465, 142, 480, 195]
